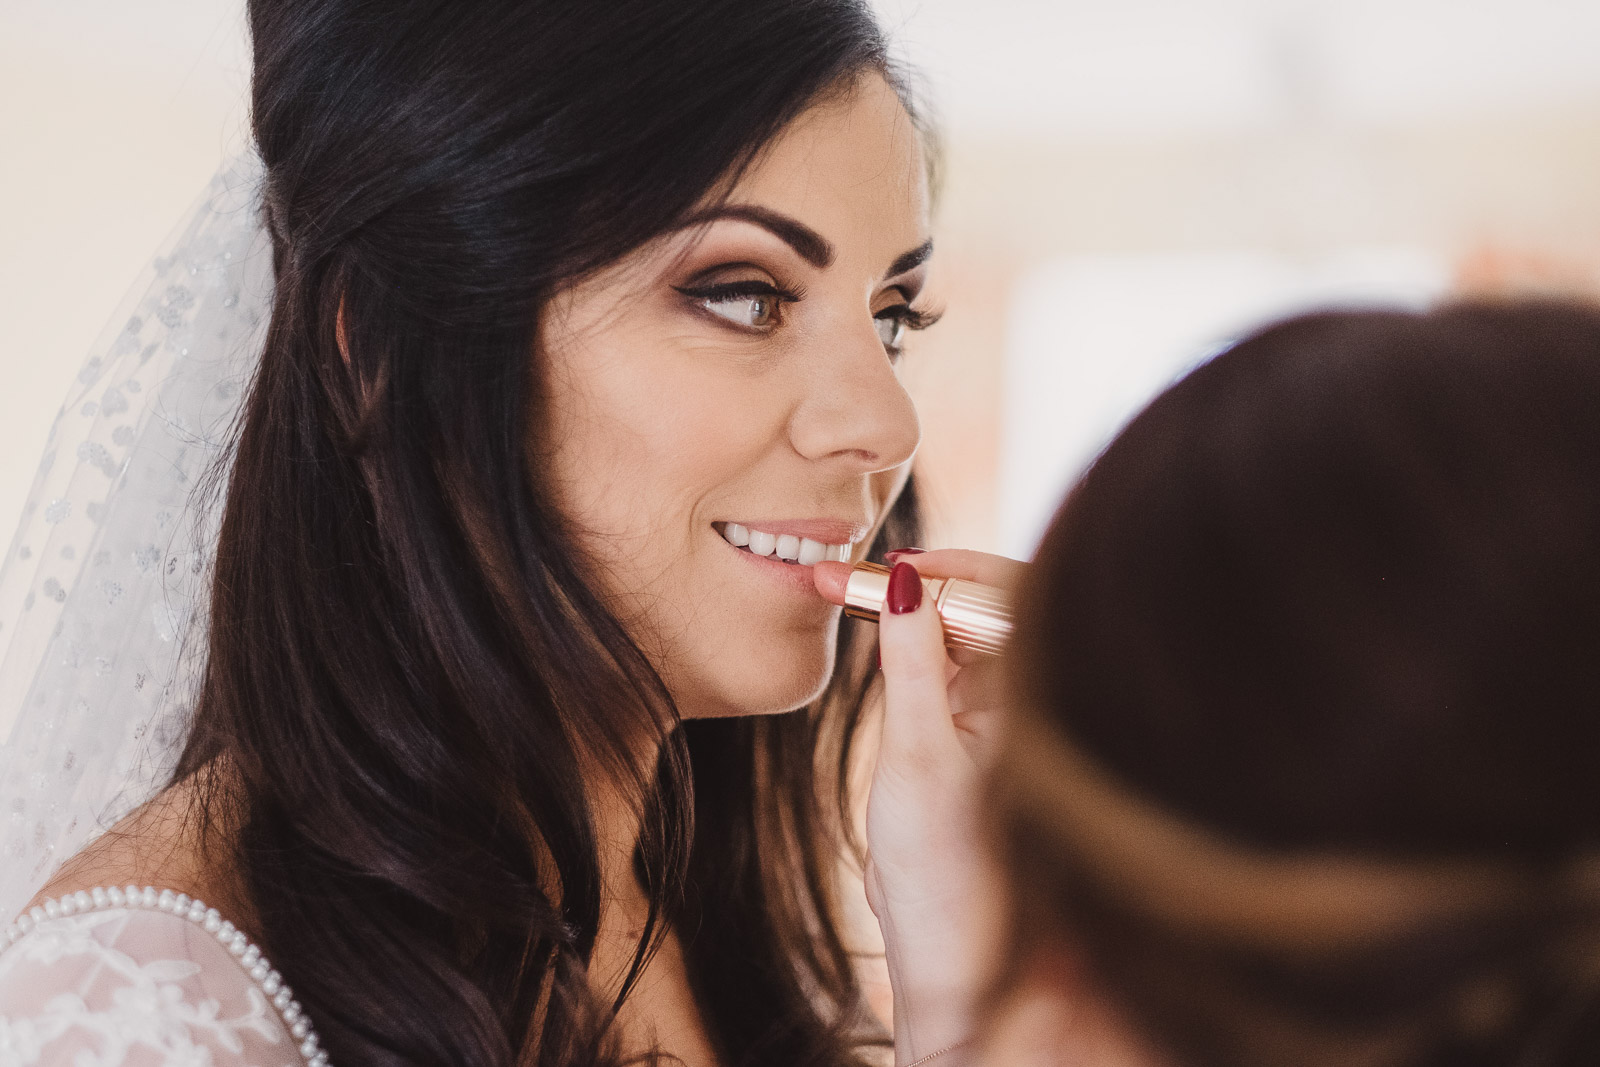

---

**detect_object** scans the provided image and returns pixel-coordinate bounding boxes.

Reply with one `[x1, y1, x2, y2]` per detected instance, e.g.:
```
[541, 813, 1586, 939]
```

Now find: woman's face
[538, 74, 931, 718]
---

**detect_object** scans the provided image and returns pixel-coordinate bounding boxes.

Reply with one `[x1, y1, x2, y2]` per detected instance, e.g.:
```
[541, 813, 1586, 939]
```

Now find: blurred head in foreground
[990, 301, 1600, 1067]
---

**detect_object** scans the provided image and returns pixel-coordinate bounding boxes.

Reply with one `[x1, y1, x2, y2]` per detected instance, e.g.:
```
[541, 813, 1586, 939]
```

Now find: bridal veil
[0, 156, 270, 918]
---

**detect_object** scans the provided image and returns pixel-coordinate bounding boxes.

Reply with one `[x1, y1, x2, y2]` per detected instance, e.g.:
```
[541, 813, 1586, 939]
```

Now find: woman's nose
[787, 320, 921, 473]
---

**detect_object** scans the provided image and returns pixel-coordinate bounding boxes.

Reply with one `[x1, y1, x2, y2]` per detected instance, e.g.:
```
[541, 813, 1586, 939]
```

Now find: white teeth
[720, 523, 853, 564]
[747, 529, 777, 557]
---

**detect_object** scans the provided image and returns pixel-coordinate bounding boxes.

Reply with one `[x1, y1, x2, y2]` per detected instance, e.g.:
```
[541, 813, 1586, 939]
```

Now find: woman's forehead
[725, 74, 930, 251]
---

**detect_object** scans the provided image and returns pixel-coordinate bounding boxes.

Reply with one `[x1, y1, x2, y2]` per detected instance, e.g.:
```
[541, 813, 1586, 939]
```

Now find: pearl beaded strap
[902, 1039, 973, 1067]
[1, 886, 328, 1067]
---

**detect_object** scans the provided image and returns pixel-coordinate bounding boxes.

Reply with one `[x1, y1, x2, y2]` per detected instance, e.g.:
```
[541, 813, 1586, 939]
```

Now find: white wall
[874, 0, 1600, 138]
[0, 0, 250, 552]
[997, 248, 1449, 556]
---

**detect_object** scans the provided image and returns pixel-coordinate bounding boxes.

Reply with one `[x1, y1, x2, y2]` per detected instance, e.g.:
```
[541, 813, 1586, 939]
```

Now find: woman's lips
[811, 560, 852, 605]
[715, 520, 862, 565]
[720, 532, 834, 598]
[711, 519, 870, 602]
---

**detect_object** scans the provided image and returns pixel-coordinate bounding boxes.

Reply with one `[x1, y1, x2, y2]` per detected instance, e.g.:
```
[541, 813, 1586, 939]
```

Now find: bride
[0, 1, 1003, 1064]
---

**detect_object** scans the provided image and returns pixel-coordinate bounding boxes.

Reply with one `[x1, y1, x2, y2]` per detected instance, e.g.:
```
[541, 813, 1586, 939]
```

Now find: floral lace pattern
[0, 888, 323, 1067]
[0, 156, 270, 921]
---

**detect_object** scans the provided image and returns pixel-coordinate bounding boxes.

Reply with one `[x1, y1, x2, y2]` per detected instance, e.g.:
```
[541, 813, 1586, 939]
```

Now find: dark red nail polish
[886, 561, 923, 615]
[886, 548, 926, 562]
[876, 649, 882, 670]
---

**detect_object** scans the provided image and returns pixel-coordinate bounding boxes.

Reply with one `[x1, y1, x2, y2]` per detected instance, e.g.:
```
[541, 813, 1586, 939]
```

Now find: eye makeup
[674, 278, 804, 331]
[668, 218, 941, 358]
[873, 302, 939, 354]
[675, 275, 940, 358]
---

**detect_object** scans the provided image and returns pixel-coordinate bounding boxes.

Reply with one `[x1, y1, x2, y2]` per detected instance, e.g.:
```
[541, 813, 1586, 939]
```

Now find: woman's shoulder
[0, 887, 324, 1067]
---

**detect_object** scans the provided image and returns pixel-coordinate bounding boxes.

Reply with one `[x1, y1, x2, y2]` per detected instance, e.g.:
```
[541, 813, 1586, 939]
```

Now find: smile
[715, 522, 856, 566]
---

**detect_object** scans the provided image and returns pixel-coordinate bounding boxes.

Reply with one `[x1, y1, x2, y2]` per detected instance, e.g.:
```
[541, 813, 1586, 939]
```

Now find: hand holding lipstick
[814, 549, 1023, 1067]
[812, 554, 1014, 655]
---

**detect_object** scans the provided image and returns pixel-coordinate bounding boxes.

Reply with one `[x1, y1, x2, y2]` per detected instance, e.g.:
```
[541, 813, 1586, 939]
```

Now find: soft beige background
[1, 0, 252, 559]
[4, 0, 1600, 557]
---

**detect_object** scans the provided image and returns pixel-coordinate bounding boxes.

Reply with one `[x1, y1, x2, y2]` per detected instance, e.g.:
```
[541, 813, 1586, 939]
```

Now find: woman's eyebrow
[679, 205, 835, 268]
[886, 239, 934, 279]
[676, 206, 932, 279]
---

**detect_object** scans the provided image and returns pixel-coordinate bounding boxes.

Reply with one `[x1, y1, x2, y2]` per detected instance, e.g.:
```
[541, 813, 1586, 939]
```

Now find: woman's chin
[677, 641, 838, 720]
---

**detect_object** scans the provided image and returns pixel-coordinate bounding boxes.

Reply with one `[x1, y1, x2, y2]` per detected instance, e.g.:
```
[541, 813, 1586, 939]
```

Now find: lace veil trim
[0, 157, 271, 919]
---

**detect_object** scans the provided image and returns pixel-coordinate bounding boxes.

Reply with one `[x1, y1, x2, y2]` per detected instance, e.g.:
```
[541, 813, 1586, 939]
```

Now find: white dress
[0, 888, 325, 1067]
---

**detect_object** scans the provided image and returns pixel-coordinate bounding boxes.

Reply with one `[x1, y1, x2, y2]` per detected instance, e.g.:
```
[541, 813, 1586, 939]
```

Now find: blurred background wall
[4, 0, 1600, 559]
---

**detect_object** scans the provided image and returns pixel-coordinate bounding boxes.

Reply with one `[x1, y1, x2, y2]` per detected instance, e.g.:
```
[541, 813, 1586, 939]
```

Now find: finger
[885, 548, 1026, 591]
[949, 708, 1004, 762]
[950, 705, 1003, 735]
[877, 562, 961, 772]
[947, 659, 1007, 720]
[946, 646, 987, 670]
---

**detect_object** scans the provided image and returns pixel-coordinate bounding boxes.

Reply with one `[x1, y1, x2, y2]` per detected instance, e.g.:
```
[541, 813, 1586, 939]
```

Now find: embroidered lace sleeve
[0, 888, 324, 1067]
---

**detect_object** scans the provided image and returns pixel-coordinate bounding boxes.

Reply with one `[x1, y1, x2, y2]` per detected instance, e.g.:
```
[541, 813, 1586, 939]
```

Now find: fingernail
[885, 548, 926, 562]
[886, 561, 923, 615]
[876, 648, 882, 670]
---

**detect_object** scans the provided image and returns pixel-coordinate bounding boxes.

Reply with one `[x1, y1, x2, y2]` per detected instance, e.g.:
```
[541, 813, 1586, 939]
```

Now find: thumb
[876, 561, 959, 773]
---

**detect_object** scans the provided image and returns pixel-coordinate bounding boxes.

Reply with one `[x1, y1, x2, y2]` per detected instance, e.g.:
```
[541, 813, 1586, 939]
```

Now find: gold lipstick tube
[842, 561, 1013, 656]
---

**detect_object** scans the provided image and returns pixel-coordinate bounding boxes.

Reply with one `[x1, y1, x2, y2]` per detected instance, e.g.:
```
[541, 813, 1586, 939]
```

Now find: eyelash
[673, 279, 942, 355]
[675, 280, 805, 325]
[883, 304, 941, 333]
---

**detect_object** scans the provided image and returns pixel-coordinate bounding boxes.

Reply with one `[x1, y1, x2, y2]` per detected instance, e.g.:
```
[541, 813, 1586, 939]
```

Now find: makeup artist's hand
[819, 549, 1023, 1066]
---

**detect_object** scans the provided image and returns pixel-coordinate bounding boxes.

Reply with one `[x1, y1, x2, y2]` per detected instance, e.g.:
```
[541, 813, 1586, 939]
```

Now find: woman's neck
[584, 732, 722, 1066]
[584, 734, 663, 993]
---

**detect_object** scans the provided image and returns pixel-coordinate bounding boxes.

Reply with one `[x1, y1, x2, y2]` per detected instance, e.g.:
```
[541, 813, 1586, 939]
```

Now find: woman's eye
[875, 311, 907, 352]
[873, 301, 941, 357]
[676, 281, 794, 331]
[704, 293, 779, 329]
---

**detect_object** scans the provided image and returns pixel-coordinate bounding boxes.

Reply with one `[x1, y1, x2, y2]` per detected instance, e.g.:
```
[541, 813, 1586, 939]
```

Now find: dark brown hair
[175, 2, 924, 1064]
[996, 301, 1600, 1067]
